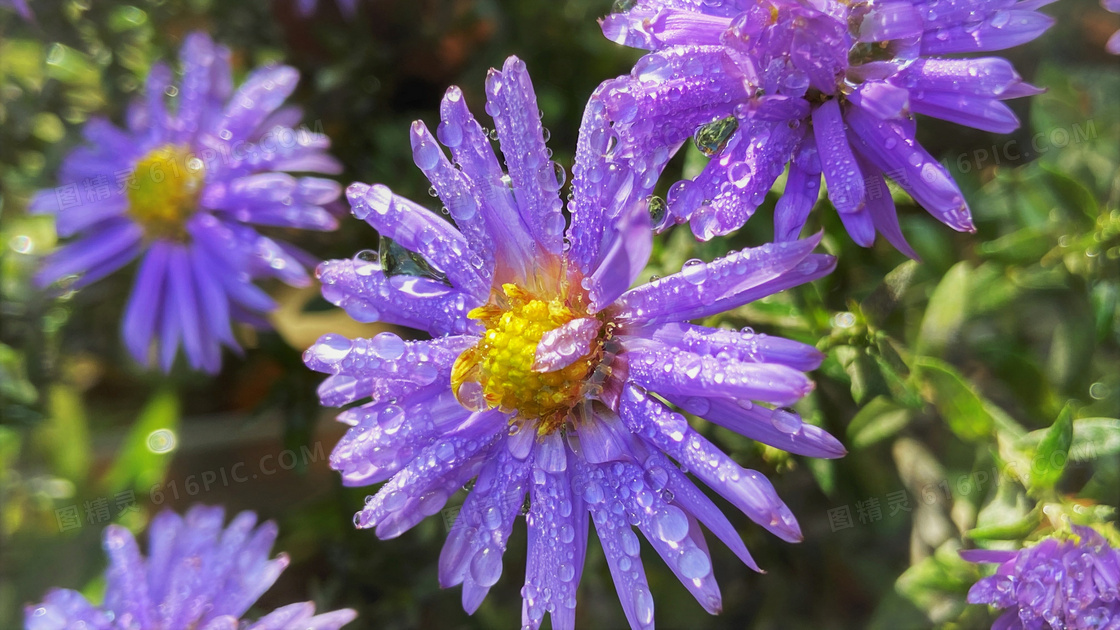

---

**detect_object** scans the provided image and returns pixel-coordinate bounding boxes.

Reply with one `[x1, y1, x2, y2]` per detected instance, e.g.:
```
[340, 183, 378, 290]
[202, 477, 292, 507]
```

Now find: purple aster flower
[30, 32, 341, 373]
[599, 0, 1053, 253]
[1106, 0, 1120, 54]
[24, 505, 357, 630]
[962, 526, 1120, 630]
[304, 55, 845, 629]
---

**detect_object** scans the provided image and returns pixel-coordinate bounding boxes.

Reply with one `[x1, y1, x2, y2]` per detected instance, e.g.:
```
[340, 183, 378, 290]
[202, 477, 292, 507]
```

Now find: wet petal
[614, 234, 828, 327]
[620, 386, 803, 543]
[534, 318, 602, 373]
[485, 57, 566, 255]
[315, 257, 479, 336]
[347, 183, 488, 299]
[521, 448, 587, 630]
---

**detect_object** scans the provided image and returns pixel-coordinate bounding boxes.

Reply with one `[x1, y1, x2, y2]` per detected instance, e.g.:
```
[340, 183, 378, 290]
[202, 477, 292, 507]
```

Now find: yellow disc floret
[127, 144, 205, 241]
[452, 282, 601, 435]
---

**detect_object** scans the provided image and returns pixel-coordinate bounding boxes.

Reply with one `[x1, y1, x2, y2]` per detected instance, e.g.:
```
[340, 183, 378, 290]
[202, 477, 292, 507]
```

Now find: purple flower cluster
[304, 56, 845, 629]
[600, 0, 1053, 252]
[962, 526, 1120, 629]
[31, 32, 341, 373]
[25, 505, 356, 630]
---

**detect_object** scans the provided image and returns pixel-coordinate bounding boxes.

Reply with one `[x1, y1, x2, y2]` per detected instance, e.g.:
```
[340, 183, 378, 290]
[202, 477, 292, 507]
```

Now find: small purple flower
[305, 55, 845, 629]
[31, 32, 341, 373]
[293, 0, 358, 17]
[962, 526, 1120, 629]
[24, 505, 357, 630]
[599, 0, 1053, 253]
[1105, 0, 1120, 54]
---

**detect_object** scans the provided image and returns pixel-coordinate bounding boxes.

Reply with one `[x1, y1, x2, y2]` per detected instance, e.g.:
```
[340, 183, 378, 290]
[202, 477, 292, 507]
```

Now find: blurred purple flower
[1105, 0, 1120, 54]
[304, 55, 845, 629]
[962, 526, 1120, 629]
[31, 32, 342, 373]
[599, 0, 1053, 253]
[294, 0, 358, 17]
[25, 505, 357, 630]
[0, 0, 32, 20]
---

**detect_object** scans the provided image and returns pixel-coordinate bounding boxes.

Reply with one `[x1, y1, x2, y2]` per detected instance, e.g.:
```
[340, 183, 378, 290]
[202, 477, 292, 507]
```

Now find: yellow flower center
[127, 144, 205, 241]
[451, 282, 603, 436]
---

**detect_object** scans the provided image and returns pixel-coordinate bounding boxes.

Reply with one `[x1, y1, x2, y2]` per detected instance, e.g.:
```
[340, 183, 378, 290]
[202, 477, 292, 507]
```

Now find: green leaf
[1068, 418, 1120, 462]
[873, 336, 925, 409]
[848, 396, 911, 449]
[101, 389, 180, 495]
[1020, 417, 1119, 463]
[913, 357, 994, 443]
[1030, 405, 1073, 492]
[916, 262, 970, 357]
[971, 481, 1036, 542]
[861, 260, 919, 327]
[34, 385, 91, 484]
[968, 508, 1041, 541]
[834, 345, 888, 405]
[977, 228, 1052, 265]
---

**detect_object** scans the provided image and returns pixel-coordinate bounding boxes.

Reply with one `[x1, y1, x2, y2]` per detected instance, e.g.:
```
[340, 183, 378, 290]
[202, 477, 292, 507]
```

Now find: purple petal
[921, 10, 1055, 54]
[586, 199, 653, 311]
[175, 33, 218, 142]
[635, 322, 824, 371]
[812, 100, 866, 217]
[521, 442, 588, 630]
[166, 245, 218, 372]
[910, 92, 1020, 133]
[315, 257, 479, 336]
[894, 57, 1033, 98]
[437, 86, 539, 278]
[189, 245, 238, 349]
[625, 341, 814, 406]
[218, 65, 300, 141]
[774, 143, 822, 242]
[572, 456, 655, 630]
[666, 396, 846, 459]
[408, 120, 495, 283]
[600, 457, 722, 613]
[852, 153, 920, 259]
[438, 441, 530, 597]
[209, 173, 340, 230]
[620, 386, 803, 542]
[330, 389, 474, 487]
[25, 590, 112, 630]
[845, 106, 975, 232]
[635, 445, 762, 571]
[102, 525, 155, 628]
[347, 183, 487, 299]
[853, 0, 924, 42]
[485, 56, 566, 255]
[533, 317, 602, 372]
[34, 219, 142, 288]
[686, 119, 802, 240]
[848, 81, 911, 120]
[356, 412, 505, 537]
[305, 333, 471, 407]
[614, 234, 828, 327]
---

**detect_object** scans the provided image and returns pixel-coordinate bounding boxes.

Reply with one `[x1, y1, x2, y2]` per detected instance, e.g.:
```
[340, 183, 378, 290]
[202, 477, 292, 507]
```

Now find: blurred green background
[1, 0, 1118, 628]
